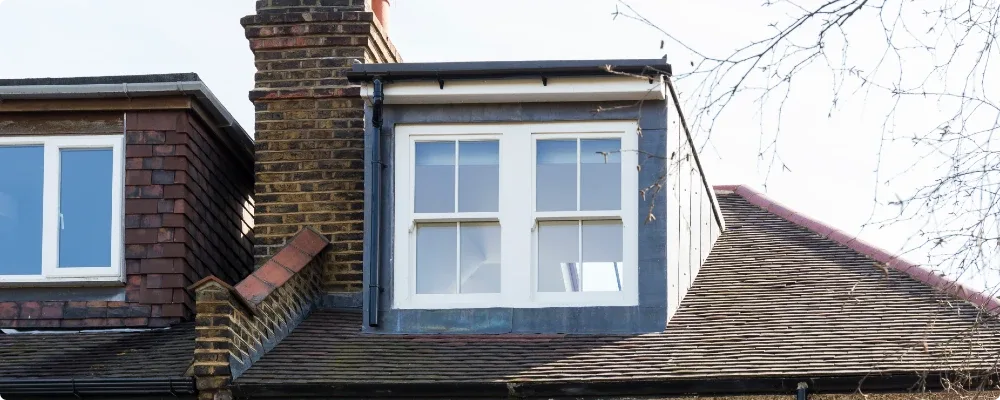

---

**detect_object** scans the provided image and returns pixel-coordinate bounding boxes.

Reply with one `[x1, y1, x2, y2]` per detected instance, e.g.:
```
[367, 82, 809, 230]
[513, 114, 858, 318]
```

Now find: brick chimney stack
[242, 0, 399, 292]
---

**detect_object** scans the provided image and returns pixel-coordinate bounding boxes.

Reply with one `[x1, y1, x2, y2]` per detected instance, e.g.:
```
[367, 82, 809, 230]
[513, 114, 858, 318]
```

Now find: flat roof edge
[0, 77, 253, 149]
[0, 73, 202, 87]
[347, 59, 672, 82]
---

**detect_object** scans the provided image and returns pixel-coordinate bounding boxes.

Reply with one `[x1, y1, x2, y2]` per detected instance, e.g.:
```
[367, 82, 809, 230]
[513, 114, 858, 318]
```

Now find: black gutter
[364, 78, 385, 327]
[232, 372, 996, 398]
[0, 377, 196, 396]
[347, 59, 672, 82]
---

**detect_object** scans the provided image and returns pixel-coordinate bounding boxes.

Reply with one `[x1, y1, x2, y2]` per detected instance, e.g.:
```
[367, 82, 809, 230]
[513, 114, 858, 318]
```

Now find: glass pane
[458, 141, 499, 212]
[536, 140, 577, 211]
[59, 149, 114, 268]
[580, 139, 621, 211]
[414, 142, 455, 213]
[581, 220, 624, 292]
[459, 223, 501, 293]
[0, 146, 44, 275]
[415, 223, 457, 294]
[537, 221, 579, 292]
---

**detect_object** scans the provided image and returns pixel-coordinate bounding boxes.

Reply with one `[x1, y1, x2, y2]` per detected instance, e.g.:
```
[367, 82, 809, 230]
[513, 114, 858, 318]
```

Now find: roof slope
[0, 323, 194, 379]
[238, 193, 1000, 386]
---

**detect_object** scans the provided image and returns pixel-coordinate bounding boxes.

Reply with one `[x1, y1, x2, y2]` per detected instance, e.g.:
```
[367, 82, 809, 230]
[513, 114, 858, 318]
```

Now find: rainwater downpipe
[365, 78, 385, 327]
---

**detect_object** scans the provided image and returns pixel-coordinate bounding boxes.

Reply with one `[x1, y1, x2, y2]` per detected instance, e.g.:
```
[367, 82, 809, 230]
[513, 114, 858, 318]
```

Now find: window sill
[0, 275, 126, 288]
[394, 294, 638, 310]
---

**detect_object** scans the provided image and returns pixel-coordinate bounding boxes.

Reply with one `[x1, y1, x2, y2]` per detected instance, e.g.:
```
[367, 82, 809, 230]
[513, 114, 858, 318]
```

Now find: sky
[0, 0, 996, 293]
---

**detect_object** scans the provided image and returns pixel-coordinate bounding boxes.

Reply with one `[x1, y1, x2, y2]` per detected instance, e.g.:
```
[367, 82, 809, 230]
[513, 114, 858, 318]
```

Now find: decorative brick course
[191, 228, 327, 400]
[244, 0, 399, 293]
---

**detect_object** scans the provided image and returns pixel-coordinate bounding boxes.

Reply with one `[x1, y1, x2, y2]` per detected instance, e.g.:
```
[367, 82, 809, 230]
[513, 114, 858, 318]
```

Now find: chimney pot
[372, 0, 390, 33]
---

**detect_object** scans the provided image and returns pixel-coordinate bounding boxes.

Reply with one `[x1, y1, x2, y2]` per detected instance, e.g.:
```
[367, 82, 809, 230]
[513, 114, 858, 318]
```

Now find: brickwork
[191, 229, 327, 400]
[0, 300, 157, 329]
[0, 106, 254, 329]
[243, 0, 399, 292]
[171, 111, 256, 288]
[191, 280, 239, 400]
[124, 110, 255, 323]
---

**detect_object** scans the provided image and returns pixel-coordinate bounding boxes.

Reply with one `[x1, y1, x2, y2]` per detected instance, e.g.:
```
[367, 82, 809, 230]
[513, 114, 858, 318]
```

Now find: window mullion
[455, 221, 461, 294]
[40, 140, 60, 278]
[454, 141, 461, 295]
[577, 220, 583, 278]
[504, 125, 532, 307]
[453, 140, 459, 213]
[575, 138, 581, 211]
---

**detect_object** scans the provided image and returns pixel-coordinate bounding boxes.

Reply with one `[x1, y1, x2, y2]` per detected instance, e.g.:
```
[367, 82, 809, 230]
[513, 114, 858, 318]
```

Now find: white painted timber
[363, 76, 665, 105]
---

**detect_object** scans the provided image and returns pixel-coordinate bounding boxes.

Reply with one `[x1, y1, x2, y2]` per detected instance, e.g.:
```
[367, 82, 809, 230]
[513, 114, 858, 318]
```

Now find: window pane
[459, 222, 500, 293]
[536, 140, 577, 211]
[580, 139, 621, 211]
[581, 220, 624, 292]
[0, 146, 44, 275]
[416, 223, 457, 294]
[59, 148, 114, 268]
[414, 142, 455, 213]
[537, 221, 579, 292]
[458, 141, 499, 212]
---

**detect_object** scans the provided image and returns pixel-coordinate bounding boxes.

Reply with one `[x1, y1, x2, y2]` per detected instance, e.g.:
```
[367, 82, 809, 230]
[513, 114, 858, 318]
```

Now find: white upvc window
[394, 121, 639, 309]
[0, 135, 125, 284]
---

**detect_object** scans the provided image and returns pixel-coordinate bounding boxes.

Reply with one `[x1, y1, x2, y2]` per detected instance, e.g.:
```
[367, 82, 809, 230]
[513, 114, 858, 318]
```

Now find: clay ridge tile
[190, 228, 329, 313]
[234, 228, 329, 308]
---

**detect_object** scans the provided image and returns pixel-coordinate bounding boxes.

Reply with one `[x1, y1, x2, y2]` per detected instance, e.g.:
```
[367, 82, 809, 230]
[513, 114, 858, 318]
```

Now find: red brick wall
[0, 107, 254, 329]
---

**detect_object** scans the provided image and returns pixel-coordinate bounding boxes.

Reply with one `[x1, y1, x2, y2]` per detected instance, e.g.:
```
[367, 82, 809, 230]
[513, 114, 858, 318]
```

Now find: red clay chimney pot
[372, 0, 390, 33]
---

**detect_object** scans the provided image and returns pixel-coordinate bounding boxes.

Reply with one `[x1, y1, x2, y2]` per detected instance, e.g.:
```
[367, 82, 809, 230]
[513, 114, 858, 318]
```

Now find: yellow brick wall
[242, 3, 399, 292]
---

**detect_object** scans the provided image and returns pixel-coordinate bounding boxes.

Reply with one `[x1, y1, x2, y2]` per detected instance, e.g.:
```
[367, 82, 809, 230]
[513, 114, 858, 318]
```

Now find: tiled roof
[716, 185, 1000, 312]
[238, 193, 1000, 386]
[0, 322, 194, 379]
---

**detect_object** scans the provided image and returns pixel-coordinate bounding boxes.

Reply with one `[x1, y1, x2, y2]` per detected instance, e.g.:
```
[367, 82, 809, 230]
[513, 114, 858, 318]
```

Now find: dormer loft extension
[0, 74, 254, 329]
[3, 1, 1000, 398]
[345, 59, 724, 333]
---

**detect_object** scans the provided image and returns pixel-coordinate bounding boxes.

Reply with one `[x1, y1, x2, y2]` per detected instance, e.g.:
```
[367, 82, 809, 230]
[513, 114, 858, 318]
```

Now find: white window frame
[394, 121, 639, 309]
[0, 135, 125, 284]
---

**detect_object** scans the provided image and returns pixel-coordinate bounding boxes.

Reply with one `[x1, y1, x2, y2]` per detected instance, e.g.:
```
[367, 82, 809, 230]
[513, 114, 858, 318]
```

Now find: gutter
[0, 80, 253, 153]
[0, 377, 196, 396]
[347, 59, 672, 83]
[232, 372, 987, 398]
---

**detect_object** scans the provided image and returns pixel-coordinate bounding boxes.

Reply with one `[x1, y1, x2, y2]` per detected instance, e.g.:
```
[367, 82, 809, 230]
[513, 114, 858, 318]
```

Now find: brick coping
[715, 184, 1000, 314]
[189, 228, 329, 312]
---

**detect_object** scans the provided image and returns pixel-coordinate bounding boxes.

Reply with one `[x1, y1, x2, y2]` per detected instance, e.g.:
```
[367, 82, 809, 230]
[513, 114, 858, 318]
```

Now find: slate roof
[0, 322, 194, 379]
[238, 193, 1000, 386]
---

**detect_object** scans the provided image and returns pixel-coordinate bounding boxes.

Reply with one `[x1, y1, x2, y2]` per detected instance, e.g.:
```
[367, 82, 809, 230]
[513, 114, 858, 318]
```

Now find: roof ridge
[714, 184, 1000, 314]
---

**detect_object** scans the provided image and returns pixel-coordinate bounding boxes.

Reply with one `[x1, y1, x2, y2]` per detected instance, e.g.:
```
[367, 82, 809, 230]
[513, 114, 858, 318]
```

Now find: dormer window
[0, 135, 124, 283]
[393, 121, 638, 309]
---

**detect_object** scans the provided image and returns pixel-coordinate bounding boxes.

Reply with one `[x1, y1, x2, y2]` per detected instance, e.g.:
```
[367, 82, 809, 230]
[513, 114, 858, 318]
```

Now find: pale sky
[0, 0, 995, 293]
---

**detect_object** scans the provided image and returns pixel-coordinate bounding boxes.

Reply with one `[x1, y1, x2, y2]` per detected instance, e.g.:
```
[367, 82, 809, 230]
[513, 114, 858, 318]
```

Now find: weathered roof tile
[237, 193, 1000, 385]
[0, 323, 194, 379]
